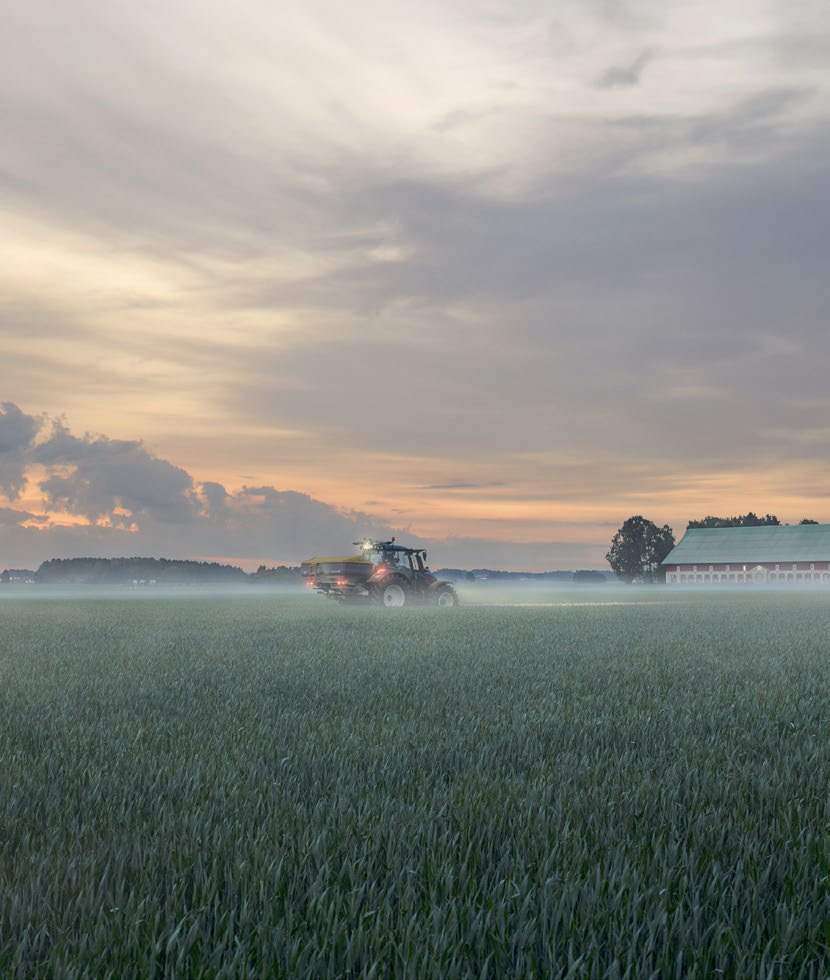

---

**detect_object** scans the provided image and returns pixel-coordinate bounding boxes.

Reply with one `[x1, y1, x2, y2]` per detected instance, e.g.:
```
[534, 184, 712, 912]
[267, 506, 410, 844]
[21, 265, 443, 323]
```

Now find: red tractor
[302, 539, 459, 607]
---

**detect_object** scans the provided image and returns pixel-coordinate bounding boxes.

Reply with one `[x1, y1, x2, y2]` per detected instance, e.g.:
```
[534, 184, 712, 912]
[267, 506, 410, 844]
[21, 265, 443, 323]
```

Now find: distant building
[662, 525, 830, 585]
[1, 569, 36, 584]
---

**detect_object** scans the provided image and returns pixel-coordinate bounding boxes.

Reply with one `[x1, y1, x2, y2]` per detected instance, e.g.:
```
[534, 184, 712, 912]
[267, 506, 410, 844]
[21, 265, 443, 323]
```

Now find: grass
[0, 589, 828, 977]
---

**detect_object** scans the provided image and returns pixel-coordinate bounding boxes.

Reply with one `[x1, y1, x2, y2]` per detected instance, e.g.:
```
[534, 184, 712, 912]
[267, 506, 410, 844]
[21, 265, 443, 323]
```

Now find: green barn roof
[663, 525, 830, 565]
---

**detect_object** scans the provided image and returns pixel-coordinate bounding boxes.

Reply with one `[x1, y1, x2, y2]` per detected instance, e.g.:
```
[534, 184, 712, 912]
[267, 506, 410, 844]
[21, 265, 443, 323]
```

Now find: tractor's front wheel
[374, 579, 409, 607]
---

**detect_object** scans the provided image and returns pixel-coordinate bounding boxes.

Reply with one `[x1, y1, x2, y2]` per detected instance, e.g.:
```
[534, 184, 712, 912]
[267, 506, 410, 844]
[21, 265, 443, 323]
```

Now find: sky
[1, 0, 829, 571]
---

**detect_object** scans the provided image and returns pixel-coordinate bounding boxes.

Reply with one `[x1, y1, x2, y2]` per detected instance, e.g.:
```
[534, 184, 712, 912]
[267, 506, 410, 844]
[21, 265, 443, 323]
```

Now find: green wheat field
[1, 588, 828, 978]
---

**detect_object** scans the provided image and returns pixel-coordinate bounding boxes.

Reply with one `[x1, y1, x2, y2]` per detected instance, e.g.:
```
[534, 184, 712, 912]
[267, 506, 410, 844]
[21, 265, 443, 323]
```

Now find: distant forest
[686, 513, 818, 528]
[32, 558, 303, 586]
[2, 559, 612, 586]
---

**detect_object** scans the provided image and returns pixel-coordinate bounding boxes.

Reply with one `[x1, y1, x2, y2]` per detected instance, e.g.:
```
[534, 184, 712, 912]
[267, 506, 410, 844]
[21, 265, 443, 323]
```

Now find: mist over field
[6, 576, 830, 607]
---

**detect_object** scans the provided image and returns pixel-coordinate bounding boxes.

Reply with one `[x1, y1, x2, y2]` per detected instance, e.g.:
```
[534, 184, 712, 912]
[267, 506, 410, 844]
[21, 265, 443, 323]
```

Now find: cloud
[0, 504, 45, 527]
[192, 484, 392, 557]
[0, 402, 42, 499]
[0, 404, 610, 571]
[2, 0, 825, 261]
[0, 402, 40, 453]
[597, 52, 651, 88]
[216, 115, 830, 475]
[200, 481, 232, 521]
[31, 421, 197, 524]
[415, 481, 507, 491]
[0, 404, 390, 564]
[0, 403, 405, 564]
[1, 1, 829, 566]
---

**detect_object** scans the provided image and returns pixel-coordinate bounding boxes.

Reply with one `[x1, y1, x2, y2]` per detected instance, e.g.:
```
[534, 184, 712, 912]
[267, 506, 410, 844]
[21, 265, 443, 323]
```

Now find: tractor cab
[355, 539, 432, 583]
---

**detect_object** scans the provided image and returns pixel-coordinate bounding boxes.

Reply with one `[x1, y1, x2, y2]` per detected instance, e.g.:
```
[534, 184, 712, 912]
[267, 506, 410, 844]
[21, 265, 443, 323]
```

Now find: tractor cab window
[392, 551, 413, 571]
[377, 549, 408, 570]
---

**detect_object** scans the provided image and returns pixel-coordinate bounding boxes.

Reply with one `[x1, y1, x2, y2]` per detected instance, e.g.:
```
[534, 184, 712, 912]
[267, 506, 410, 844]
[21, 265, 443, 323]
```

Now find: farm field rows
[1, 589, 828, 977]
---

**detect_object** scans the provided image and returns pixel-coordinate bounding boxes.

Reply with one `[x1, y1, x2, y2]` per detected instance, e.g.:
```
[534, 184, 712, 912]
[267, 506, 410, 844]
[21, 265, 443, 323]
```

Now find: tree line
[607, 512, 820, 583]
[33, 558, 304, 586]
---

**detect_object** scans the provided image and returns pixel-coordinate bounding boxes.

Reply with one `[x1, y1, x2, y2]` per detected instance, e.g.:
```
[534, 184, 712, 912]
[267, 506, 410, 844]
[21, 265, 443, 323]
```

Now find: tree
[799, 518, 819, 525]
[606, 516, 675, 583]
[687, 512, 780, 529]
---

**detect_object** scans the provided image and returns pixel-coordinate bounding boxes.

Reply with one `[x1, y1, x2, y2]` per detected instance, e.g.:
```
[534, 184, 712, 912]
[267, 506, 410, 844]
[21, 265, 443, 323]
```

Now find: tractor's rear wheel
[375, 579, 409, 607]
[434, 585, 458, 607]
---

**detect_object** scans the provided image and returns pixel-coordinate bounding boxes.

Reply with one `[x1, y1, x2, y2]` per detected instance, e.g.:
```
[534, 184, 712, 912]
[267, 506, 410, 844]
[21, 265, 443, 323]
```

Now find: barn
[662, 525, 830, 585]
